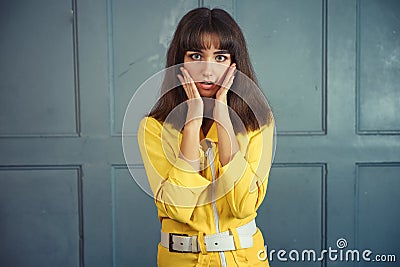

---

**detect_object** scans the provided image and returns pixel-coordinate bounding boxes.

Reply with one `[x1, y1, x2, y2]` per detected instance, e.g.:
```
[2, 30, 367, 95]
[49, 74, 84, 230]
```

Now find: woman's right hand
[177, 67, 203, 128]
[176, 67, 202, 169]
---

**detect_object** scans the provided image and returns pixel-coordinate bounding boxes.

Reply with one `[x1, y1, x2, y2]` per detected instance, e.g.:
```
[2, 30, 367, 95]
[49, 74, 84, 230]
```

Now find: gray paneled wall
[0, 166, 82, 266]
[0, 1, 399, 267]
[358, 0, 400, 133]
[0, 0, 78, 136]
[238, 0, 326, 135]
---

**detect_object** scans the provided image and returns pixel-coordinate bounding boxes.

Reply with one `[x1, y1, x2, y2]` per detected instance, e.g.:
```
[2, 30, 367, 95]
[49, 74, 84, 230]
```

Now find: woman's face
[183, 42, 232, 98]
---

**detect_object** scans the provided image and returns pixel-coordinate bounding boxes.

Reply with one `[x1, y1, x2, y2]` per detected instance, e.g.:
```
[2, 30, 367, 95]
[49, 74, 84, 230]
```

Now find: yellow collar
[200, 121, 218, 143]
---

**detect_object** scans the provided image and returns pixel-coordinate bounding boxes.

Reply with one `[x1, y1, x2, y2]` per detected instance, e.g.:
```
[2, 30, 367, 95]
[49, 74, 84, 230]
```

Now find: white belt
[160, 219, 257, 253]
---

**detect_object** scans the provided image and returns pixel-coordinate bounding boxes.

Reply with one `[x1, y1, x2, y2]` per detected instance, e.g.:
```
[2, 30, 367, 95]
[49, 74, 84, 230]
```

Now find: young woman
[138, 7, 274, 267]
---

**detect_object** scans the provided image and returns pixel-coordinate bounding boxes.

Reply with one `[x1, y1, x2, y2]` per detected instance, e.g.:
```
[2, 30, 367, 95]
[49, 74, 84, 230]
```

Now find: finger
[180, 68, 191, 89]
[181, 67, 192, 83]
[181, 67, 200, 98]
[177, 74, 188, 92]
[218, 64, 235, 89]
[225, 74, 235, 89]
[179, 68, 194, 99]
[222, 68, 236, 90]
[182, 67, 195, 88]
[188, 78, 201, 98]
[177, 74, 185, 86]
[223, 63, 236, 78]
[178, 74, 192, 98]
[226, 64, 237, 81]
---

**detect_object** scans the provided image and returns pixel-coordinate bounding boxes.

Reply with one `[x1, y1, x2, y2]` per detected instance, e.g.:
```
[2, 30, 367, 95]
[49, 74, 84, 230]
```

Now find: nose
[201, 61, 214, 79]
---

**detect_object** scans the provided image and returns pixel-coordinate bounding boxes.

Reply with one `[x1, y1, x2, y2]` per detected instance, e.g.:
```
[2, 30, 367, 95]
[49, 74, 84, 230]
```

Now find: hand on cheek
[177, 67, 203, 127]
[215, 63, 236, 103]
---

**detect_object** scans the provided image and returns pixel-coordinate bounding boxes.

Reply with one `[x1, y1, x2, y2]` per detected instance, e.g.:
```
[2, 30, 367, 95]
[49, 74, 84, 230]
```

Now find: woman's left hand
[214, 63, 239, 166]
[215, 63, 236, 103]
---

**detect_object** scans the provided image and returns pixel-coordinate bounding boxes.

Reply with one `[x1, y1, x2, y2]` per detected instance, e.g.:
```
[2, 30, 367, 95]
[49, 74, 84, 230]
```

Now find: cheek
[216, 64, 230, 78]
[183, 63, 201, 79]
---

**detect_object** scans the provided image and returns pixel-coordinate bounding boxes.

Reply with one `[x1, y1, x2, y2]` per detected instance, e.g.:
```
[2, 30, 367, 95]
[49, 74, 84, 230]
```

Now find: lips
[197, 81, 216, 90]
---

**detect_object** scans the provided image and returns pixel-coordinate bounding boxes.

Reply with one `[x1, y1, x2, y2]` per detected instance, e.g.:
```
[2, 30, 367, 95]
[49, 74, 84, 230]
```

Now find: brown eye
[190, 53, 201, 60]
[215, 55, 228, 62]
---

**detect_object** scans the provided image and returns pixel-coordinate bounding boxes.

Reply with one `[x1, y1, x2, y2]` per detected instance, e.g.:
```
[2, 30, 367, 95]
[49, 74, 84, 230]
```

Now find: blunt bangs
[179, 15, 237, 55]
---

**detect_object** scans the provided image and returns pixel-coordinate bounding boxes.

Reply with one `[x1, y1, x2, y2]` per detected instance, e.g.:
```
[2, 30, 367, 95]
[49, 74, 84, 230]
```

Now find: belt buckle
[169, 233, 189, 253]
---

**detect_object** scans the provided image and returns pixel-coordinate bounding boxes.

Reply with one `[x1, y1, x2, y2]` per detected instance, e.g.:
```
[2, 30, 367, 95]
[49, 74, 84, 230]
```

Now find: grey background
[0, 0, 399, 266]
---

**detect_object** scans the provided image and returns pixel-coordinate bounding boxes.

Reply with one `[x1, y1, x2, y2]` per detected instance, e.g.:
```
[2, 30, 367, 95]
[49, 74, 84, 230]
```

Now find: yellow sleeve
[217, 119, 275, 219]
[137, 117, 211, 223]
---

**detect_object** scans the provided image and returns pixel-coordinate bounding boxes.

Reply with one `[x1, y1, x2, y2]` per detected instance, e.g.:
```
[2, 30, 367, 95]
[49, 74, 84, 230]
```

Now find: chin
[197, 86, 220, 98]
[199, 91, 217, 98]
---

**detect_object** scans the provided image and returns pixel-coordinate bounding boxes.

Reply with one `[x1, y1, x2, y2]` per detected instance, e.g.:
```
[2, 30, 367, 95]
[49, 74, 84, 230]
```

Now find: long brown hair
[148, 7, 273, 133]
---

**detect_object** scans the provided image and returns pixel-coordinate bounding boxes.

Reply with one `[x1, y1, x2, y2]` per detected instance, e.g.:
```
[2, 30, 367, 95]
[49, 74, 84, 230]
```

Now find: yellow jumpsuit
[138, 116, 274, 267]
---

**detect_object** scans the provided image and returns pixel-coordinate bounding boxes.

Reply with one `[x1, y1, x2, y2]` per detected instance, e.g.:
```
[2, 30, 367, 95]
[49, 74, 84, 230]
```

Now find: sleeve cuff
[217, 150, 249, 193]
[168, 157, 211, 188]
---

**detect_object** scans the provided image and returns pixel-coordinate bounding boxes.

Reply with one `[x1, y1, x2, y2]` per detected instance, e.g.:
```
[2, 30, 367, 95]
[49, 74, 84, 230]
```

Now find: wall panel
[356, 163, 400, 265]
[258, 163, 327, 267]
[357, 0, 400, 134]
[0, 0, 79, 137]
[0, 166, 82, 267]
[111, 165, 159, 266]
[236, 0, 327, 135]
[109, 0, 197, 135]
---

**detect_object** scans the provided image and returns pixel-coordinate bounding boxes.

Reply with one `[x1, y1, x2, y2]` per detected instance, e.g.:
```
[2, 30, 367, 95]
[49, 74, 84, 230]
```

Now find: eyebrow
[187, 49, 230, 54]
[214, 50, 230, 55]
